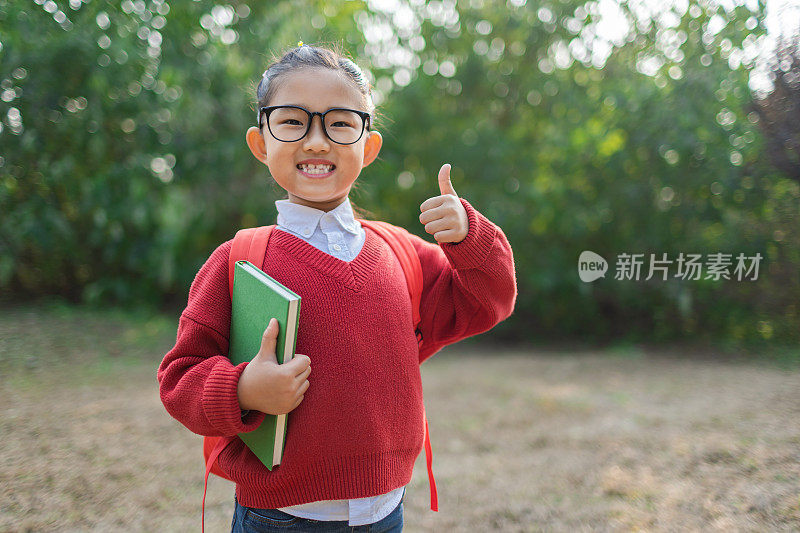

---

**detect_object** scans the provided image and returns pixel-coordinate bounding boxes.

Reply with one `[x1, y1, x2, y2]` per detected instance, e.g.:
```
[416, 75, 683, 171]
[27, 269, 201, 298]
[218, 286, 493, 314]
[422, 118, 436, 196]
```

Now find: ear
[246, 126, 268, 164]
[361, 130, 382, 168]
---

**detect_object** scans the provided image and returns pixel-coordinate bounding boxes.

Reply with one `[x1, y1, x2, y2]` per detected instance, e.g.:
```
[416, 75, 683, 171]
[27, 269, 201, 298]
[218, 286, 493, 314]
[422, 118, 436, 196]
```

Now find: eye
[281, 119, 304, 126]
[331, 121, 355, 128]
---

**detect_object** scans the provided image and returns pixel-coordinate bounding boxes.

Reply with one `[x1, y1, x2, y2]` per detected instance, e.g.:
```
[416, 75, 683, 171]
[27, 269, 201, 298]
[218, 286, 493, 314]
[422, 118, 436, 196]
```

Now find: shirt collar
[275, 198, 361, 238]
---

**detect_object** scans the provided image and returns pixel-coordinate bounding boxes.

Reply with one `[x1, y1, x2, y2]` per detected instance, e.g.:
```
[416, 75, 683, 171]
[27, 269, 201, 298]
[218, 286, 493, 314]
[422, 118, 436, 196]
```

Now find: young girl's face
[246, 67, 382, 212]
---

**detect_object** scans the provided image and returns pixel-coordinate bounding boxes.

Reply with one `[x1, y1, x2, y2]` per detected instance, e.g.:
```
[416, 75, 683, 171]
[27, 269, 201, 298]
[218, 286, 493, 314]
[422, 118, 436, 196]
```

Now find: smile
[297, 163, 335, 177]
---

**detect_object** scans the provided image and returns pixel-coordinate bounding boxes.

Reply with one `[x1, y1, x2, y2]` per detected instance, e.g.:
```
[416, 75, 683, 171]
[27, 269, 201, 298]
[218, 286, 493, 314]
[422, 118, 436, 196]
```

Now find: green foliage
[0, 0, 346, 304]
[1, 0, 797, 347]
[361, 0, 799, 346]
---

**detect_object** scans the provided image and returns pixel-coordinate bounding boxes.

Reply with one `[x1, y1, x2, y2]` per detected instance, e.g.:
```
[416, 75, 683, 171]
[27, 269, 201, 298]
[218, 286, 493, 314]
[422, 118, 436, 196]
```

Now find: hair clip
[297, 41, 304, 47]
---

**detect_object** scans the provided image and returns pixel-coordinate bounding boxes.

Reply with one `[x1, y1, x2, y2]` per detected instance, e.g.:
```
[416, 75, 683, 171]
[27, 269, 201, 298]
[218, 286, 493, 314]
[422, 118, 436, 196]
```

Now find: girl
[157, 43, 517, 532]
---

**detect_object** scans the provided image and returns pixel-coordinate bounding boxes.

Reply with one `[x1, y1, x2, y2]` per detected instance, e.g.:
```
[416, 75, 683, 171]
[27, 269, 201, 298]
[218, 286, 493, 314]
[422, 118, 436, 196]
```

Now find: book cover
[229, 260, 301, 470]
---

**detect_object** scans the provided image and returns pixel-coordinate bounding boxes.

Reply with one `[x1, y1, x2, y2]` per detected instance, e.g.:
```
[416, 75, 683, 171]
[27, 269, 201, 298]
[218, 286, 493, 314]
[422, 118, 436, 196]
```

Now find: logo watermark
[578, 251, 762, 282]
[578, 251, 608, 282]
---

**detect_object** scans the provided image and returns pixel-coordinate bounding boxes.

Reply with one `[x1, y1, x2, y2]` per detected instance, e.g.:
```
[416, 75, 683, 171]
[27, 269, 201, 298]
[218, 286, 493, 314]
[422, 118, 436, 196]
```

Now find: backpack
[201, 221, 438, 530]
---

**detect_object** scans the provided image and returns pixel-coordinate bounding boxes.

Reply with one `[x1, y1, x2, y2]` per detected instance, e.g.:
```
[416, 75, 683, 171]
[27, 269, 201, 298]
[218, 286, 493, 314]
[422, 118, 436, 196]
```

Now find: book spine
[274, 298, 300, 467]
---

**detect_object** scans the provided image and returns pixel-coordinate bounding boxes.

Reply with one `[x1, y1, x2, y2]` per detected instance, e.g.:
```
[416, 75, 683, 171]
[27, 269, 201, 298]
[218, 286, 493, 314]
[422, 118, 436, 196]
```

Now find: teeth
[298, 163, 333, 174]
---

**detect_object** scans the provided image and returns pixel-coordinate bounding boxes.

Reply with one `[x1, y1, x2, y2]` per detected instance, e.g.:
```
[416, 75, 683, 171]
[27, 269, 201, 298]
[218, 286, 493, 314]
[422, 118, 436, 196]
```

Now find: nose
[302, 114, 330, 152]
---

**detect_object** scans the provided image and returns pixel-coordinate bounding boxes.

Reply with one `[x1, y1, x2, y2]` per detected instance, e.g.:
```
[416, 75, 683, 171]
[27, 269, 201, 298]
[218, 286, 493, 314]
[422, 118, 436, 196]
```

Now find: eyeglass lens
[268, 107, 364, 144]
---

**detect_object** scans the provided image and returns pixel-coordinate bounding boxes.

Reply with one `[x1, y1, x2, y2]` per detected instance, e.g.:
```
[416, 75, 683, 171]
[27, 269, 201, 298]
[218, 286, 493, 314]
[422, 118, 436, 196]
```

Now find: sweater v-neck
[269, 227, 385, 292]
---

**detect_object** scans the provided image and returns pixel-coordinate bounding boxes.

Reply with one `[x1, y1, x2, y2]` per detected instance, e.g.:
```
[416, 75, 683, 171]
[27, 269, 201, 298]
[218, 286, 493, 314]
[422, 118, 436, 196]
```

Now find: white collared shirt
[275, 198, 365, 262]
[273, 197, 405, 525]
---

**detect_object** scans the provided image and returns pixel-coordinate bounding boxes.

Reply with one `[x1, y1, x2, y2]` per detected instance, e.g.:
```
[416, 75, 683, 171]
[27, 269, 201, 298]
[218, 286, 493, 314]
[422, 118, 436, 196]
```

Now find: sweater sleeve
[157, 240, 266, 436]
[411, 198, 517, 363]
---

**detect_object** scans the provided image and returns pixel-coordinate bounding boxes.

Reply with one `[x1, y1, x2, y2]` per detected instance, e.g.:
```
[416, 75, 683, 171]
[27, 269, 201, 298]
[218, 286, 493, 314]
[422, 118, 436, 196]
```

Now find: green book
[229, 260, 301, 470]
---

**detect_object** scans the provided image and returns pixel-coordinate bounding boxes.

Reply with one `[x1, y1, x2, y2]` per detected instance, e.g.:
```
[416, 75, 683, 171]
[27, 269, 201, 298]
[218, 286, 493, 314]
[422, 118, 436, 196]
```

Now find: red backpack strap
[358, 220, 422, 330]
[202, 226, 275, 531]
[202, 436, 232, 533]
[358, 219, 437, 512]
[422, 411, 438, 512]
[228, 226, 274, 293]
[206, 226, 275, 479]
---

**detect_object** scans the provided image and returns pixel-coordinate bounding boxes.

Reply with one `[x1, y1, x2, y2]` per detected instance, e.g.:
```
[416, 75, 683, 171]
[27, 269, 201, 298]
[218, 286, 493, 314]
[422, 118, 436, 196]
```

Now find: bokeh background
[2, 1, 800, 530]
[2, 0, 798, 353]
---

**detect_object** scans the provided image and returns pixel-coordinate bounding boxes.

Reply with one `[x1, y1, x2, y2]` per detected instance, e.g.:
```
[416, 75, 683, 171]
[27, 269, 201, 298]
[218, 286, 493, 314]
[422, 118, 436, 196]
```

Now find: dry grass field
[1, 304, 799, 532]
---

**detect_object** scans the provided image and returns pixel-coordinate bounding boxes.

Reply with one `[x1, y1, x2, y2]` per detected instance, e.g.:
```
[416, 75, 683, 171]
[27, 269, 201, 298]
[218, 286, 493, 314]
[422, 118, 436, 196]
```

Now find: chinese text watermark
[578, 251, 762, 282]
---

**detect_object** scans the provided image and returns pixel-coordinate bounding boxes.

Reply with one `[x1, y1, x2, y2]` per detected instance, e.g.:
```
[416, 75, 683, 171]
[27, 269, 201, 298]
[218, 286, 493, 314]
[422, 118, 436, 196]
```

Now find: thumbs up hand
[419, 163, 469, 243]
[237, 318, 311, 415]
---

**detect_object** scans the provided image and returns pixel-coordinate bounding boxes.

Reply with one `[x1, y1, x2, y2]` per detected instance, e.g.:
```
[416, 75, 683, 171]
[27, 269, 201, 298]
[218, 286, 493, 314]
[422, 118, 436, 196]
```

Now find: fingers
[419, 202, 454, 224]
[420, 195, 447, 213]
[420, 201, 470, 242]
[291, 394, 305, 411]
[256, 318, 279, 362]
[420, 164, 457, 211]
[438, 164, 457, 197]
[295, 364, 311, 382]
[423, 218, 452, 236]
[432, 229, 461, 243]
[286, 353, 311, 374]
[420, 193, 461, 220]
[420, 198, 461, 231]
[297, 377, 310, 395]
[286, 365, 311, 412]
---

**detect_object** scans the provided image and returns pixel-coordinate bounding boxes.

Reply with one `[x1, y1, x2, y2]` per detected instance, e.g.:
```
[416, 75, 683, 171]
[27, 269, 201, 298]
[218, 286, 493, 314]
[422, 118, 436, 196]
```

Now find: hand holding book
[237, 317, 311, 415]
[229, 260, 301, 469]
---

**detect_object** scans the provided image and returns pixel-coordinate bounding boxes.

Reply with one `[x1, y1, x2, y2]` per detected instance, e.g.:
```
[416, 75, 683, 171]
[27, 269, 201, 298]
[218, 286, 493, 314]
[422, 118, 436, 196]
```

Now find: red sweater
[157, 199, 516, 509]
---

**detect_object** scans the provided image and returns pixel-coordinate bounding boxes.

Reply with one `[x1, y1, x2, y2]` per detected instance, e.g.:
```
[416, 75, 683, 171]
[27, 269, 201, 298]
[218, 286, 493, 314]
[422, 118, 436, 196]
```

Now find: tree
[2, 0, 797, 347]
[753, 36, 800, 182]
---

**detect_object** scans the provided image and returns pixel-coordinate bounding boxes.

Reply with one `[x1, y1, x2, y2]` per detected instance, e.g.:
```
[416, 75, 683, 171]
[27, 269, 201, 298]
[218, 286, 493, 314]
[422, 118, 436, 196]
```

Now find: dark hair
[254, 43, 377, 219]
[254, 43, 376, 127]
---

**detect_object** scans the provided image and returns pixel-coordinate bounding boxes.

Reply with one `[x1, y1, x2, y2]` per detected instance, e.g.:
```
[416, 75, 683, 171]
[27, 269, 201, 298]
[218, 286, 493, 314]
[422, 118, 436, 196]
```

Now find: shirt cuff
[202, 360, 266, 435]
[439, 198, 498, 270]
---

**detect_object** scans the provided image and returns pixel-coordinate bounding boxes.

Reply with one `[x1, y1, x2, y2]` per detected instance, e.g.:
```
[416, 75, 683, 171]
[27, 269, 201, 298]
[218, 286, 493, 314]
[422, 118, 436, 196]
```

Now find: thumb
[438, 163, 457, 197]
[255, 318, 279, 363]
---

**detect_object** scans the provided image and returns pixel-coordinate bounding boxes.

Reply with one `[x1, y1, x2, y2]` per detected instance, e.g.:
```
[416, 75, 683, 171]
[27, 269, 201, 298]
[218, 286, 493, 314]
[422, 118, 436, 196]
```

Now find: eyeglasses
[258, 105, 372, 145]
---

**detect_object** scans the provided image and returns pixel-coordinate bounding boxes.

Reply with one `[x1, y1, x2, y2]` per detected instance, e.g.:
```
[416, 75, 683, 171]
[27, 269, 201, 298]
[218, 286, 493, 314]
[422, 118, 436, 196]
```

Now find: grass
[1, 303, 799, 532]
[0, 300, 174, 387]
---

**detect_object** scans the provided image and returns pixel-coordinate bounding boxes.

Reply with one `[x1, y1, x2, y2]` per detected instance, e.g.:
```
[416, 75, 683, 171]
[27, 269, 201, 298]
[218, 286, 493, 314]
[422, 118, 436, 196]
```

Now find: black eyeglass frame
[258, 105, 372, 145]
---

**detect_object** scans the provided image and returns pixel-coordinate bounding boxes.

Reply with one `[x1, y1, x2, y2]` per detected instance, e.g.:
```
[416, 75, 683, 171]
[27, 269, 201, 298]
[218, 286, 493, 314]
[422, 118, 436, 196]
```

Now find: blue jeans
[231, 495, 404, 533]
